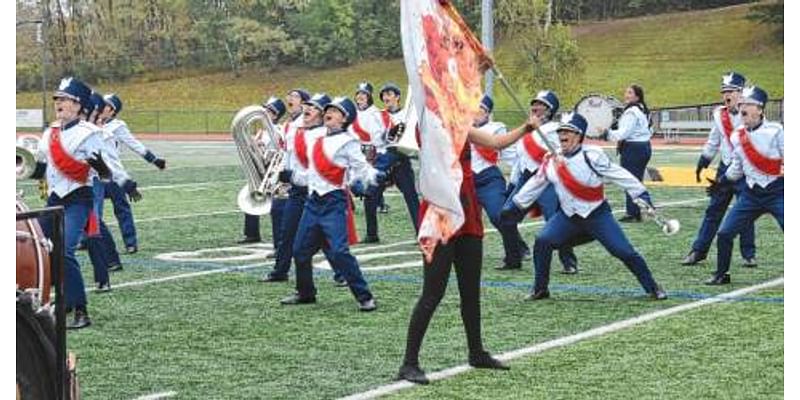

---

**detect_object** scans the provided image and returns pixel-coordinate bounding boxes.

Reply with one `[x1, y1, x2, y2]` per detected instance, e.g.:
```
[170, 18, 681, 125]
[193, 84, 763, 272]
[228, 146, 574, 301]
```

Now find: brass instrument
[231, 105, 289, 215]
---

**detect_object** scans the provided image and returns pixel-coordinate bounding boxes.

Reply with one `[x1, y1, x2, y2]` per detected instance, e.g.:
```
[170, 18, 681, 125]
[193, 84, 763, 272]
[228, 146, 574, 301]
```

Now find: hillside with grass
[16, 3, 782, 132]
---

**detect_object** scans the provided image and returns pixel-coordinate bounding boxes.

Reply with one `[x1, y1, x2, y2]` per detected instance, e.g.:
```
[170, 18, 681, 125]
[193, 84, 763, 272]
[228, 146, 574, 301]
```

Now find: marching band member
[100, 93, 168, 254]
[503, 90, 578, 273]
[362, 82, 421, 243]
[470, 94, 528, 271]
[607, 84, 653, 223]
[86, 91, 140, 278]
[261, 92, 340, 283]
[397, 110, 540, 385]
[32, 77, 115, 329]
[505, 112, 667, 301]
[238, 96, 288, 248]
[352, 81, 390, 239]
[683, 72, 757, 267]
[280, 97, 384, 311]
[706, 86, 782, 285]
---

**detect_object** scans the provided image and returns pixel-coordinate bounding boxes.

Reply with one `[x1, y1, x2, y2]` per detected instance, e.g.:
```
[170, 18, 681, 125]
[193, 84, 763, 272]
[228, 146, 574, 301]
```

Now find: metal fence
[650, 98, 783, 137]
[16, 98, 784, 137]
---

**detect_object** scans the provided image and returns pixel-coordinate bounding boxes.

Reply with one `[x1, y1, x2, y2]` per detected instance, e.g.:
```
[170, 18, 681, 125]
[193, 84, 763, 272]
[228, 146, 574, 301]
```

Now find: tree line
[16, 0, 759, 92]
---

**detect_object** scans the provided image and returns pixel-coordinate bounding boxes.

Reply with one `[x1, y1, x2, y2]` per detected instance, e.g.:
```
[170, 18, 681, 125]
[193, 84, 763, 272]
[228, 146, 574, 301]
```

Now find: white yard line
[339, 277, 784, 400]
[131, 391, 178, 400]
[101, 197, 709, 290]
[138, 180, 243, 191]
[86, 262, 268, 292]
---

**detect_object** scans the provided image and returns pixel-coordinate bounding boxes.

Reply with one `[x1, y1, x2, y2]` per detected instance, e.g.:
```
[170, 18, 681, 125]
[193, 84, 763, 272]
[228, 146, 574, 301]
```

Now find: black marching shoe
[649, 285, 667, 300]
[358, 298, 377, 312]
[469, 351, 510, 370]
[280, 293, 316, 305]
[108, 264, 123, 272]
[742, 257, 758, 268]
[378, 204, 391, 214]
[495, 262, 521, 271]
[397, 364, 429, 385]
[561, 265, 579, 275]
[705, 273, 731, 286]
[334, 278, 349, 287]
[618, 215, 642, 223]
[126, 246, 138, 254]
[67, 309, 91, 330]
[237, 237, 261, 244]
[681, 251, 706, 266]
[524, 289, 550, 301]
[260, 273, 288, 283]
[360, 236, 380, 244]
[96, 282, 112, 293]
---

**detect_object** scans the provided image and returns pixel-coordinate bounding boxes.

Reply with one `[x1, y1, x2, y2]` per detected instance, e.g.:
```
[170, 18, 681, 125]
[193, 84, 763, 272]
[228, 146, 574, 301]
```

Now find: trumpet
[231, 105, 289, 215]
[634, 198, 681, 236]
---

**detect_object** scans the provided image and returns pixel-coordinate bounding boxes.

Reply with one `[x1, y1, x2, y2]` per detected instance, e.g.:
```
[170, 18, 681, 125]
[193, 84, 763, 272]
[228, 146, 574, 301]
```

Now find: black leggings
[403, 235, 484, 366]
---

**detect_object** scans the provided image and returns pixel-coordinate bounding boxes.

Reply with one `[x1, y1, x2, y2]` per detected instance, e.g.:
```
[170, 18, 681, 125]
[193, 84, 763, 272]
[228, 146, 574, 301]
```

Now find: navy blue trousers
[690, 163, 756, 258]
[504, 169, 577, 269]
[533, 202, 659, 294]
[364, 151, 420, 238]
[620, 141, 652, 219]
[474, 166, 527, 265]
[269, 186, 308, 279]
[293, 190, 373, 302]
[243, 197, 287, 247]
[104, 181, 137, 247]
[40, 188, 93, 309]
[715, 178, 783, 276]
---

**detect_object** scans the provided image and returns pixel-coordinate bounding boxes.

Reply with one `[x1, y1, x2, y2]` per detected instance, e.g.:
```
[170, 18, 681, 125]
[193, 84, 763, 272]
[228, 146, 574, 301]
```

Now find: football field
[17, 140, 784, 399]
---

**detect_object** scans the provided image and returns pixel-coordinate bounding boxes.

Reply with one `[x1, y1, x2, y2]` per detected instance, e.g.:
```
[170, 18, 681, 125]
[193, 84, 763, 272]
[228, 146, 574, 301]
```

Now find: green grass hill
[16, 3, 782, 132]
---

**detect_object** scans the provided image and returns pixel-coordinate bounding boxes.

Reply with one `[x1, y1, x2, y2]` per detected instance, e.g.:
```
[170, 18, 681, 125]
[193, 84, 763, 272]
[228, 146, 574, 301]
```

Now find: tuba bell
[231, 105, 289, 215]
[16, 135, 41, 180]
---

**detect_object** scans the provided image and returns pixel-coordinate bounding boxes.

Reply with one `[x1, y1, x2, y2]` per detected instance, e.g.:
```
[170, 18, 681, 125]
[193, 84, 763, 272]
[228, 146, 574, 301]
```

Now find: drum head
[574, 95, 622, 138]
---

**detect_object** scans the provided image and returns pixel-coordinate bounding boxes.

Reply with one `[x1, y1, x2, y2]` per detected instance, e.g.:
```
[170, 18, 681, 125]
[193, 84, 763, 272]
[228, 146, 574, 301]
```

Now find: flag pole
[438, 0, 557, 153]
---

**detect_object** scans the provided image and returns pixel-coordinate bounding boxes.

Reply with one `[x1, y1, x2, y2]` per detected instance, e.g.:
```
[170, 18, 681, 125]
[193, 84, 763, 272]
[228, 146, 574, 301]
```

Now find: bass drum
[574, 94, 623, 138]
[17, 196, 52, 305]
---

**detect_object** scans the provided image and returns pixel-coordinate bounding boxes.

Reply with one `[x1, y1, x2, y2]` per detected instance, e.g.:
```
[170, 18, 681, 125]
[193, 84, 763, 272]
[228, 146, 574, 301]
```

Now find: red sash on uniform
[738, 128, 782, 175]
[473, 145, 498, 164]
[553, 158, 604, 202]
[522, 133, 548, 163]
[719, 106, 734, 145]
[294, 128, 309, 169]
[49, 126, 100, 236]
[312, 137, 346, 186]
[49, 127, 90, 184]
[312, 137, 358, 244]
[351, 117, 372, 143]
[380, 110, 392, 129]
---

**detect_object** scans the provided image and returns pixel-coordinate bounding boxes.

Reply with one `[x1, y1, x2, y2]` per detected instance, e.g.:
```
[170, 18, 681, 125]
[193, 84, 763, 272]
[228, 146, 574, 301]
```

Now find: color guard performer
[705, 86, 782, 285]
[397, 109, 540, 385]
[682, 72, 757, 267]
[505, 112, 667, 301]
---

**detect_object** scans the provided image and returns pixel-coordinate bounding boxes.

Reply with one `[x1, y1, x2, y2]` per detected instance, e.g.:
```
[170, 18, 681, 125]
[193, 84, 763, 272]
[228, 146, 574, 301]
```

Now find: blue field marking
[312, 269, 785, 305]
[87, 254, 783, 304]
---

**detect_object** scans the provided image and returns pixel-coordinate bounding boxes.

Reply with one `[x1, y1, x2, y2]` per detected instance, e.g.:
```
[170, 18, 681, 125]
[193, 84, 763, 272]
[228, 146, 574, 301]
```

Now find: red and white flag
[401, 0, 486, 261]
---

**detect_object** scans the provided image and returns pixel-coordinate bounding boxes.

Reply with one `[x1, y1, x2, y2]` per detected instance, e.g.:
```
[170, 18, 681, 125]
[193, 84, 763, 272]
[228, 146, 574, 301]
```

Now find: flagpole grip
[491, 65, 557, 154]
